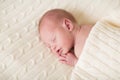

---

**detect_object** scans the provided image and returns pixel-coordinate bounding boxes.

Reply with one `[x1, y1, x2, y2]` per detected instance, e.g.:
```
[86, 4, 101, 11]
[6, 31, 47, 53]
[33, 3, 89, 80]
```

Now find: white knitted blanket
[71, 12, 120, 80]
[0, 0, 120, 80]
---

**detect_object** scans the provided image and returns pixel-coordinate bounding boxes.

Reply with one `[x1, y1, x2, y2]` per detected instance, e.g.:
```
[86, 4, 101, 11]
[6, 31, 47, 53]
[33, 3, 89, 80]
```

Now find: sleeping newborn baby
[38, 9, 93, 66]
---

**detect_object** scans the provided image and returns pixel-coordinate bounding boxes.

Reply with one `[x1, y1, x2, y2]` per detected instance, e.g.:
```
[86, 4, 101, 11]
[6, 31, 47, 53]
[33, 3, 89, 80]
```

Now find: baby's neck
[72, 24, 81, 45]
[73, 24, 93, 58]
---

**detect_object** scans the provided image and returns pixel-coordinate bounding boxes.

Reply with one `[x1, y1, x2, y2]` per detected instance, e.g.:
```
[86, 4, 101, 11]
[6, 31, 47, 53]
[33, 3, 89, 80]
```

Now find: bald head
[38, 9, 76, 33]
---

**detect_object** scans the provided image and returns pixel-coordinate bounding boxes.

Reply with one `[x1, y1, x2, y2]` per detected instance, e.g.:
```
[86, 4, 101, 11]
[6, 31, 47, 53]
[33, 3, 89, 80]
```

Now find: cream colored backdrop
[0, 0, 120, 80]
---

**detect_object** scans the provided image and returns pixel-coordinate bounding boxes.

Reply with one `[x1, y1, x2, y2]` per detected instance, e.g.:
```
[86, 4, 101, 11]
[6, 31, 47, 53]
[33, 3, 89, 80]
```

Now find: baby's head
[38, 9, 77, 55]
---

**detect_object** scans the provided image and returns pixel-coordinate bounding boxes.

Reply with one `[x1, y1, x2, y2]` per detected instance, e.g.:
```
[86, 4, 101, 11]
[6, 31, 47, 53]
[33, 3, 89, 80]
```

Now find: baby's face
[40, 22, 74, 55]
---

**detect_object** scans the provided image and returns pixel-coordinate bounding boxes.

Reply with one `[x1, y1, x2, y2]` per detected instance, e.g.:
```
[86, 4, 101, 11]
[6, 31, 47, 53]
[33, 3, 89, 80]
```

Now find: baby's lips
[56, 52, 65, 58]
[56, 52, 61, 57]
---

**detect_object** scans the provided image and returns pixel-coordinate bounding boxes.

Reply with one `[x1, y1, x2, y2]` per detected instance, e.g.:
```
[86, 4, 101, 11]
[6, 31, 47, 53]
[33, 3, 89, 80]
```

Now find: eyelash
[52, 37, 56, 42]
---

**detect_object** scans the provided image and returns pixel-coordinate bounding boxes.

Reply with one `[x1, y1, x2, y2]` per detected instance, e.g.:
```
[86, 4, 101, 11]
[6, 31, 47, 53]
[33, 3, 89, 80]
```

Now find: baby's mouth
[57, 48, 62, 55]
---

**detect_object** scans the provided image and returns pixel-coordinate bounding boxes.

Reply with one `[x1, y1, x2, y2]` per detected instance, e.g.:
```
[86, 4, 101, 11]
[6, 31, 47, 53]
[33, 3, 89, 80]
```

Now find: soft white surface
[71, 12, 120, 80]
[0, 0, 120, 80]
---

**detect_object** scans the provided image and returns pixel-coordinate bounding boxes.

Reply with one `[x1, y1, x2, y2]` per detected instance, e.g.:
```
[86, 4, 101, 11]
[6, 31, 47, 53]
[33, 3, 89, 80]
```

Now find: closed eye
[52, 34, 56, 43]
[52, 36, 56, 42]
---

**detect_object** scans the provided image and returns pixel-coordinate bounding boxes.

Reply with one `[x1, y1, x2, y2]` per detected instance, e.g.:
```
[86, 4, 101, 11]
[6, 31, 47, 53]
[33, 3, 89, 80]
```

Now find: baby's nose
[51, 45, 57, 53]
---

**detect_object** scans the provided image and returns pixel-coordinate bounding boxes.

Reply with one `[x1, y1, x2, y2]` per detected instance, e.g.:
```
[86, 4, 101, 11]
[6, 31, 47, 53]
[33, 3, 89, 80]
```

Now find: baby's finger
[56, 53, 61, 57]
[60, 54, 66, 58]
[59, 60, 67, 64]
[59, 56, 66, 60]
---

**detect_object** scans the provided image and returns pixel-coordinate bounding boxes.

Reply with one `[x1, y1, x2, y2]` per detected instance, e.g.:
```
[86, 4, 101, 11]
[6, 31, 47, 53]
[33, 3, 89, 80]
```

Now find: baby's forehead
[41, 17, 60, 29]
[39, 14, 61, 36]
[40, 22, 57, 37]
[42, 21, 56, 29]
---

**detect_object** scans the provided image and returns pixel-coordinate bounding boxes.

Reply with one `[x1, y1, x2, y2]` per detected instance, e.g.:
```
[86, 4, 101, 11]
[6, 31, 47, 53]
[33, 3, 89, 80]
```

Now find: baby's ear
[62, 18, 74, 31]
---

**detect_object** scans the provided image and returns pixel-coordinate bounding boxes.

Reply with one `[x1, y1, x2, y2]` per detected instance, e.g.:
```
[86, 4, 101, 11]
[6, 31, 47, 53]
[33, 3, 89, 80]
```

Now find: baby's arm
[58, 52, 78, 66]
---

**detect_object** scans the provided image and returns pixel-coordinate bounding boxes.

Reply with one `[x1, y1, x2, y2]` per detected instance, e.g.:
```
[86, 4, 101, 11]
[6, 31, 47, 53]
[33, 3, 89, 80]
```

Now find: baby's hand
[58, 52, 78, 66]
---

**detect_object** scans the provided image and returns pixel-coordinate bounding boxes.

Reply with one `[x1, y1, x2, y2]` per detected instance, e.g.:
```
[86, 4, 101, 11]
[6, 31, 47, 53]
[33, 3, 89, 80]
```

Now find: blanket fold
[71, 12, 120, 80]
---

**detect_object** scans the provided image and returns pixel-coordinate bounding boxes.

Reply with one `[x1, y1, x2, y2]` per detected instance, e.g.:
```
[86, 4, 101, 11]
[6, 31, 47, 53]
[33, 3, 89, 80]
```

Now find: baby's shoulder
[74, 43, 83, 58]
